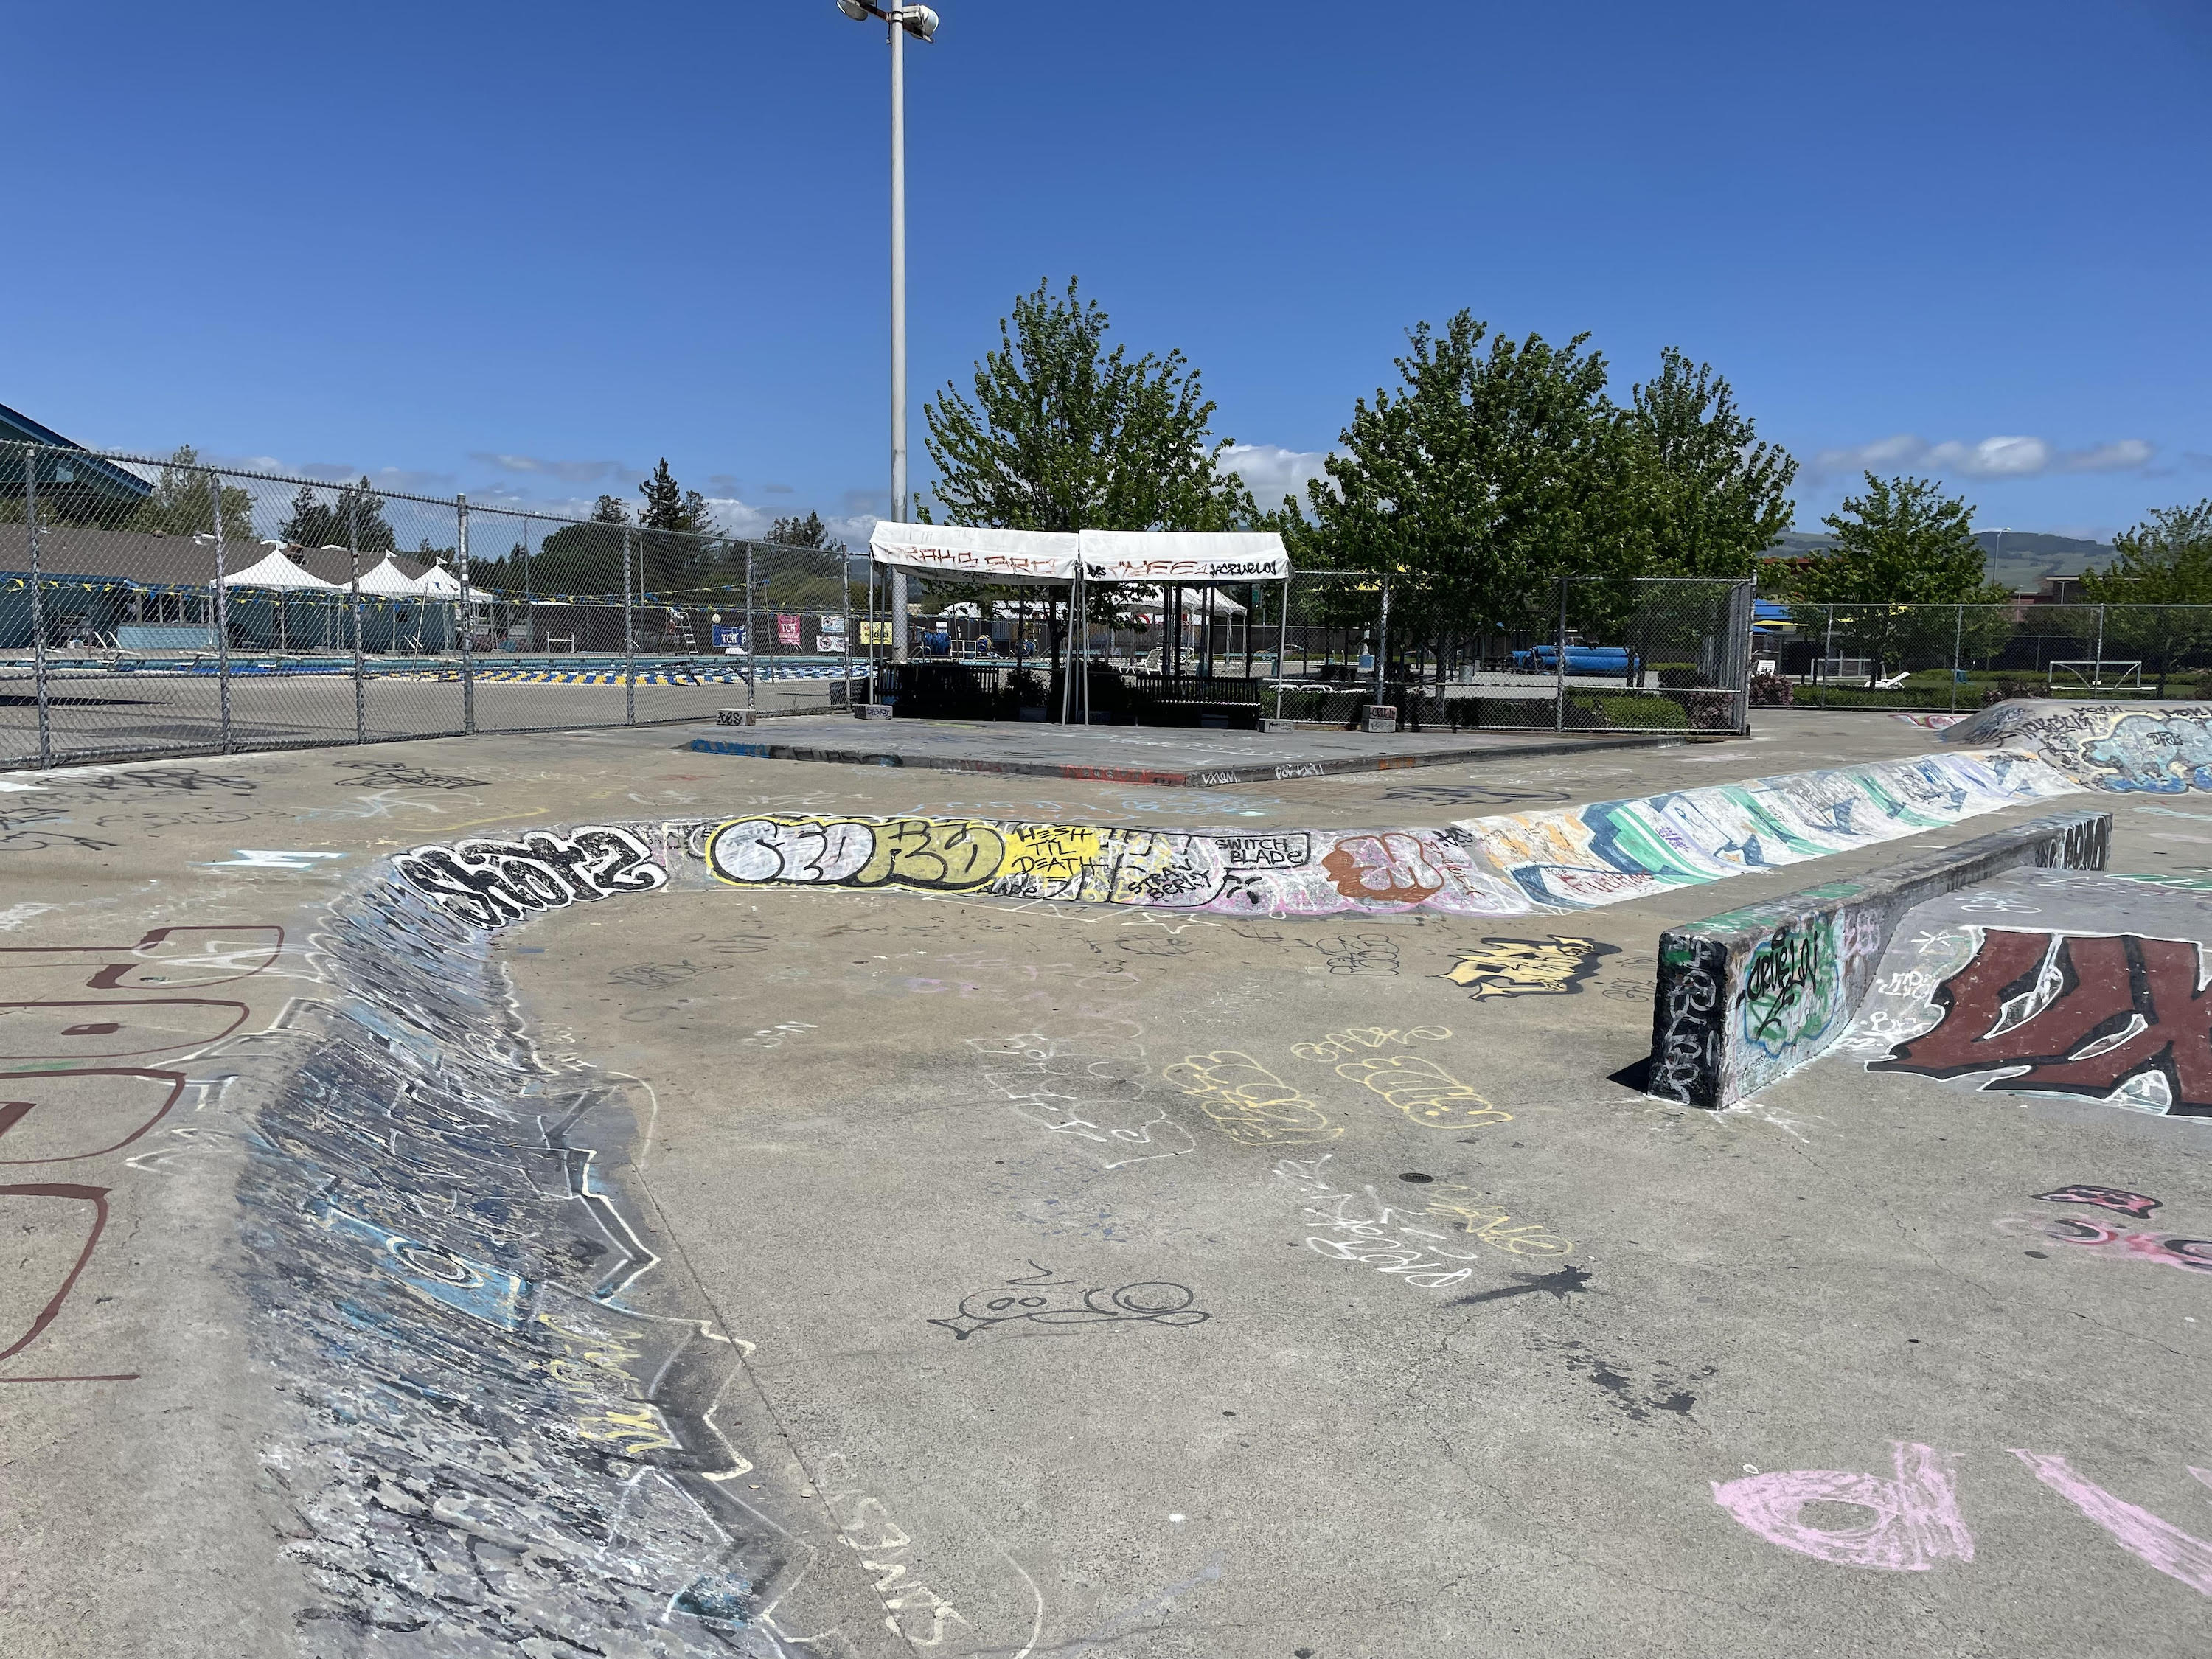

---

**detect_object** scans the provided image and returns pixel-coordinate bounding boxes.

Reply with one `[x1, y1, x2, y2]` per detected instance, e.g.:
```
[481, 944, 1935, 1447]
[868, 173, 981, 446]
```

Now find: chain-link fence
[1761, 602, 2212, 712]
[872, 571, 1753, 734]
[0, 442, 872, 769]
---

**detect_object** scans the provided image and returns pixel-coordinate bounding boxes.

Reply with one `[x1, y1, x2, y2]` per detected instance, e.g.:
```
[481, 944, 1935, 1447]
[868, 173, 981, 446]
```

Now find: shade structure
[355, 557, 431, 595]
[412, 563, 466, 597]
[869, 524, 1079, 584]
[224, 546, 343, 591]
[868, 525, 1288, 585]
[1076, 530, 1286, 583]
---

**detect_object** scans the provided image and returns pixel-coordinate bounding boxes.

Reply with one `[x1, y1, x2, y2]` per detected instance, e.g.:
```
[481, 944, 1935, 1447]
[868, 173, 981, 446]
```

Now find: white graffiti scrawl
[394, 827, 668, 928]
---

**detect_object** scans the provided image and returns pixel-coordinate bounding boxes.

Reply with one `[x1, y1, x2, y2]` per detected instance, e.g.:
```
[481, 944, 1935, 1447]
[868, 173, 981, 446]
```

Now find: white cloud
[1218, 442, 1335, 507]
[1812, 434, 2157, 482]
[469, 453, 636, 484]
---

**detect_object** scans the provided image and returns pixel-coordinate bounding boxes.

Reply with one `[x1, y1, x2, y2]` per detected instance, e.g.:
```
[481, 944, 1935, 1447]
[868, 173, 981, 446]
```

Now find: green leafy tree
[1795, 473, 2012, 678]
[636, 459, 720, 592]
[2076, 500, 2212, 691]
[922, 277, 1256, 534]
[1629, 347, 1797, 577]
[922, 278, 1253, 653]
[1301, 312, 1650, 641]
[537, 493, 631, 596]
[759, 512, 854, 608]
[128, 446, 256, 542]
[278, 477, 397, 553]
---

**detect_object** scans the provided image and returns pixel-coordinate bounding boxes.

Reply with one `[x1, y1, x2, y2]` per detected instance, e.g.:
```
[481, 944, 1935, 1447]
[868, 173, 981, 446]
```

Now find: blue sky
[8, 0, 2208, 544]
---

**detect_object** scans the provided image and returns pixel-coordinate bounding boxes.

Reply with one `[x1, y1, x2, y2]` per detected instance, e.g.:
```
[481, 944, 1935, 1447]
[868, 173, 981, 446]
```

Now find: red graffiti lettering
[1874, 931, 2212, 1115]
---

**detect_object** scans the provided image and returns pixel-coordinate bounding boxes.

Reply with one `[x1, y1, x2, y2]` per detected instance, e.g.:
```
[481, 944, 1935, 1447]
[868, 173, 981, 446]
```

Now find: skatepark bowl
[1, 700, 2208, 1658]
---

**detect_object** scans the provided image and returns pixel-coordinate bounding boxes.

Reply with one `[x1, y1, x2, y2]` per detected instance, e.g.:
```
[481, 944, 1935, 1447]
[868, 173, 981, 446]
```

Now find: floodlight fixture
[835, 0, 936, 40]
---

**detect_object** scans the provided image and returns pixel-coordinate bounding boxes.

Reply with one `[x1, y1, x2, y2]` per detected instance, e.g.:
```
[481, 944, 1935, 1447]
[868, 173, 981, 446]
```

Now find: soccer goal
[2048, 660, 2146, 694]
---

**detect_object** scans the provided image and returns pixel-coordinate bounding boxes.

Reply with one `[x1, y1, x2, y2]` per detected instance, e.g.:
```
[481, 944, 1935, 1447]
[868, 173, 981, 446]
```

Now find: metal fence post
[623, 526, 636, 726]
[1553, 574, 1568, 733]
[209, 472, 232, 754]
[1951, 603, 1964, 712]
[456, 493, 476, 735]
[1375, 575, 1390, 709]
[1276, 572, 1290, 721]
[744, 543, 756, 712]
[349, 493, 365, 743]
[25, 443, 50, 769]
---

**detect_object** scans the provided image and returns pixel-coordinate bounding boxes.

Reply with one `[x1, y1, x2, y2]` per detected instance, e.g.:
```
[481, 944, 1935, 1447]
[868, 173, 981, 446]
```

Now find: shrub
[1747, 672, 1792, 707]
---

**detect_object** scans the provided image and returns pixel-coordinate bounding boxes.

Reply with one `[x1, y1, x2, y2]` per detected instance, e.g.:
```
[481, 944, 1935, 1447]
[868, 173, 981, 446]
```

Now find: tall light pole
[837, 0, 939, 663]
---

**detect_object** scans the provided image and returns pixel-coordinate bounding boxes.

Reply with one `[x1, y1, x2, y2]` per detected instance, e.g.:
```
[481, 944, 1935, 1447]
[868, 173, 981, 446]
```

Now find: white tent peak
[225, 547, 343, 591]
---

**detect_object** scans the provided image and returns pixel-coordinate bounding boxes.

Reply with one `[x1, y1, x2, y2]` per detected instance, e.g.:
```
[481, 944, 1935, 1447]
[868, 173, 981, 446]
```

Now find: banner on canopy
[868, 524, 1078, 584]
[868, 524, 1287, 585]
[1076, 530, 1287, 583]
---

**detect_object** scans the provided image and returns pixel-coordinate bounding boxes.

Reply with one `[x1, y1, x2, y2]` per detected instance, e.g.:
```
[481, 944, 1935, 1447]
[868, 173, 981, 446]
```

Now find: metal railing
[0, 442, 876, 770]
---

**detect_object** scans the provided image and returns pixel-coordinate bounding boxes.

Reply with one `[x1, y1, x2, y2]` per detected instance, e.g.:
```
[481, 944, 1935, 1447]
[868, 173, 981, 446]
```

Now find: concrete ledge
[684, 727, 1683, 785]
[1646, 809, 2112, 1110]
[1362, 704, 1398, 734]
[716, 708, 761, 726]
[855, 703, 896, 720]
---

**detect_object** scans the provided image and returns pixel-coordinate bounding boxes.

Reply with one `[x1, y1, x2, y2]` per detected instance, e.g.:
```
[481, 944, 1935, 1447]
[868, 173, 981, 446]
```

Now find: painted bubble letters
[1874, 929, 2212, 1116]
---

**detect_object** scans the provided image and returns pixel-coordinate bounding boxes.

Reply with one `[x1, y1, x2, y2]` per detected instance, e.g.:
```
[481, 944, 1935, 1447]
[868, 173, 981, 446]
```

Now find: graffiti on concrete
[1444, 934, 1615, 1000]
[1739, 917, 1844, 1059]
[394, 825, 668, 927]
[1649, 951, 1723, 1106]
[1998, 1213, 2212, 1277]
[1873, 928, 2212, 1116]
[1467, 750, 2077, 911]
[1334, 1051, 1512, 1130]
[2009, 1453, 2212, 1596]
[1945, 701, 2212, 796]
[1290, 1025, 1450, 1062]
[1711, 1441, 1977, 1571]
[237, 874, 880, 1651]
[1162, 1050, 1341, 1147]
[927, 1260, 1211, 1340]
[702, 810, 1529, 919]
[2034, 1183, 2161, 1218]
[1719, 1439, 2212, 1594]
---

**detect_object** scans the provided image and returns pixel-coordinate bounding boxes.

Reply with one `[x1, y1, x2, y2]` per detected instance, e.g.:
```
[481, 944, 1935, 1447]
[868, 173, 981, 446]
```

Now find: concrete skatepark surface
[685, 712, 1683, 785]
[1, 706, 2208, 1657]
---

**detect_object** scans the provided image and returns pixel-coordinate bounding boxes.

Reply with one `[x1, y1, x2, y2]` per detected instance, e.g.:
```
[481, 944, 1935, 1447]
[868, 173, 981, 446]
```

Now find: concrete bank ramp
[1944, 698, 2212, 793]
[389, 748, 2080, 927]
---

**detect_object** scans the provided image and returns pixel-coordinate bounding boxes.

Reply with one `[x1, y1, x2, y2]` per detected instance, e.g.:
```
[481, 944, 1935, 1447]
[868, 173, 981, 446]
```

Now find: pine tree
[277, 477, 396, 552]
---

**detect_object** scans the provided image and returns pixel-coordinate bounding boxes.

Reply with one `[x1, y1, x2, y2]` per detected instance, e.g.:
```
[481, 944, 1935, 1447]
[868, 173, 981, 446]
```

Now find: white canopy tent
[354, 557, 430, 596]
[866, 524, 1287, 585]
[412, 563, 467, 597]
[224, 545, 344, 650]
[227, 546, 343, 591]
[867, 524, 1290, 721]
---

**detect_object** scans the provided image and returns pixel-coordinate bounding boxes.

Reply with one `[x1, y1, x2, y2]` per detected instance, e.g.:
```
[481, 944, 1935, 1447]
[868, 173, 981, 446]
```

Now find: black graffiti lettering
[394, 827, 667, 929]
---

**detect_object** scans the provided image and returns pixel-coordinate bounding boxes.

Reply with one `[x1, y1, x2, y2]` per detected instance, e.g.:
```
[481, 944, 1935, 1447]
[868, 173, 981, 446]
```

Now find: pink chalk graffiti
[2008, 1453, 2212, 1596]
[1711, 1441, 1975, 1571]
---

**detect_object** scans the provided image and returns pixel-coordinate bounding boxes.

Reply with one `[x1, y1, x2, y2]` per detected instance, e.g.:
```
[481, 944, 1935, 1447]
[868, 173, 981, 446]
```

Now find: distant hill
[1761, 529, 2115, 593]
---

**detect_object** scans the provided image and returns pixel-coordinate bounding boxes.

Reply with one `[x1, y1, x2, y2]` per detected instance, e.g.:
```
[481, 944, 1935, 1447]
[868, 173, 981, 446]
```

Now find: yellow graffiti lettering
[572, 1405, 681, 1454]
[1162, 1050, 1342, 1147]
[999, 824, 1103, 884]
[1335, 1052, 1512, 1128]
[1290, 1025, 1450, 1062]
[857, 818, 1007, 890]
[1444, 935, 1610, 1000]
[1422, 1198, 1571, 1255]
